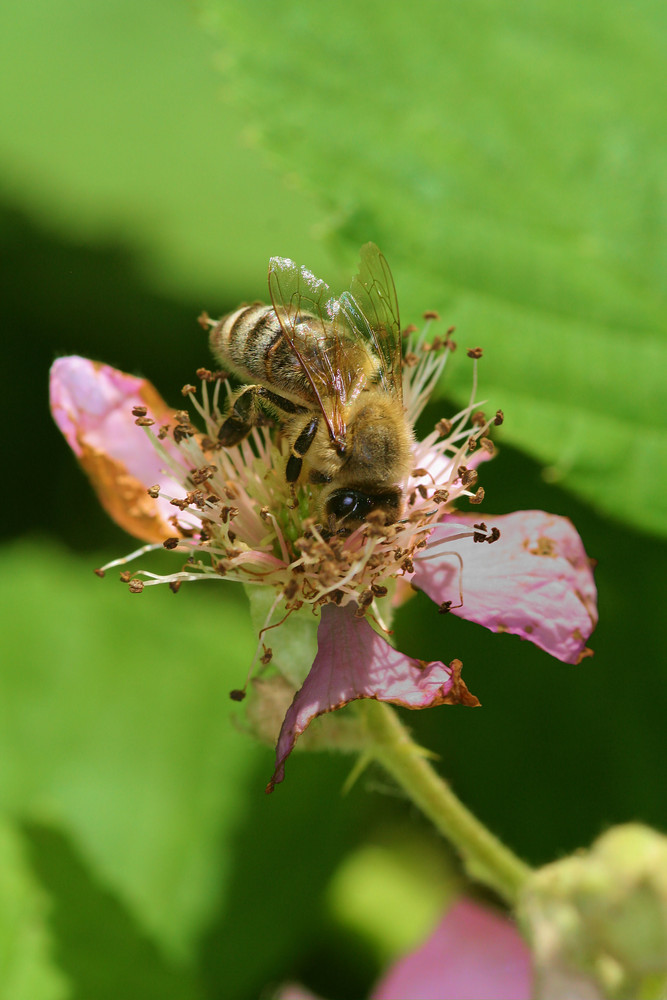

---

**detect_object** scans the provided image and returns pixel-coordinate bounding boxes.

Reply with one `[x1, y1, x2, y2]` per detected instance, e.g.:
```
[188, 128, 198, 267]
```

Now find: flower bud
[519, 823, 667, 999]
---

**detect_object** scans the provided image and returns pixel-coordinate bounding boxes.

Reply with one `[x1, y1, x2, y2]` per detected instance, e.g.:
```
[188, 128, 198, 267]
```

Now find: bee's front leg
[286, 416, 319, 483]
[218, 386, 304, 446]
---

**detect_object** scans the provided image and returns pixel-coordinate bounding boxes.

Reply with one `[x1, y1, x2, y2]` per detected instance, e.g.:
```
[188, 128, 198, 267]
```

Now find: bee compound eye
[326, 490, 369, 520]
[327, 490, 359, 518]
[325, 487, 403, 525]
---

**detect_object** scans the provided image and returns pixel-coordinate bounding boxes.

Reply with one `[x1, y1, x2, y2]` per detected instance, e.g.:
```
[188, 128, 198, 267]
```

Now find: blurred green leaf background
[1, 0, 665, 997]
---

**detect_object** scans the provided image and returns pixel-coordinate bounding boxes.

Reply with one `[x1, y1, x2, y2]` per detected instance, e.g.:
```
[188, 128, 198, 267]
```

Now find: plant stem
[360, 700, 532, 905]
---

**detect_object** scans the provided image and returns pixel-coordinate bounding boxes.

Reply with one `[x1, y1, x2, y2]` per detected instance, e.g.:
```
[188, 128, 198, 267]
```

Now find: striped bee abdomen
[210, 304, 323, 404]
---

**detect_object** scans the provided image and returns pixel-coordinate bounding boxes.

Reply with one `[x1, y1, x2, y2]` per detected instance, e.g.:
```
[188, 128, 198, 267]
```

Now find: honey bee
[210, 243, 413, 532]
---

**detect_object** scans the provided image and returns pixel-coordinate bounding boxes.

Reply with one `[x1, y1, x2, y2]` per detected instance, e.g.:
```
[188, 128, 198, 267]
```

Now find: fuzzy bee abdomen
[210, 304, 323, 403]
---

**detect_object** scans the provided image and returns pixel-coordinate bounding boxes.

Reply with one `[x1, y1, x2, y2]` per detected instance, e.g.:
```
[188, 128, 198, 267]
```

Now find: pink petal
[413, 511, 598, 664]
[50, 356, 192, 542]
[371, 897, 533, 1000]
[266, 603, 479, 792]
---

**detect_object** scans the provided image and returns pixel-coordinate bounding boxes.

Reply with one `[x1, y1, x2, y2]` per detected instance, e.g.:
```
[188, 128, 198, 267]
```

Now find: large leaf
[198, 0, 667, 535]
[0, 0, 330, 301]
[0, 540, 260, 960]
[0, 819, 68, 1000]
[22, 822, 203, 1000]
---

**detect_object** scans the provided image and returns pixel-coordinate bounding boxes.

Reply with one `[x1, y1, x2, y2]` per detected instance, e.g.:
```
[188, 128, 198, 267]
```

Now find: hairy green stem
[360, 700, 532, 904]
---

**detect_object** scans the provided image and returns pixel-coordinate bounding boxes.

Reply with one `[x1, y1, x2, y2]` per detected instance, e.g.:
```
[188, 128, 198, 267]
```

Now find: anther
[128, 579, 144, 594]
[467, 347, 483, 359]
[458, 467, 478, 488]
[147, 484, 161, 498]
[472, 522, 488, 543]
[173, 424, 194, 442]
[494, 409, 504, 425]
[191, 465, 216, 485]
[358, 589, 374, 608]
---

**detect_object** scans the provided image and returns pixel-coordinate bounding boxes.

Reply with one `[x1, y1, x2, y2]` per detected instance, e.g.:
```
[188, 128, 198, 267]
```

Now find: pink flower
[50, 293, 597, 791]
[273, 898, 532, 1000]
[268, 601, 480, 792]
[371, 897, 533, 1000]
[412, 511, 598, 666]
[50, 356, 196, 543]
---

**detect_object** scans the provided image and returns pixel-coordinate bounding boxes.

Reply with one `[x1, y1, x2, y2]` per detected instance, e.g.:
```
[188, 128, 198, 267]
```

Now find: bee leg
[218, 386, 304, 446]
[286, 416, 319, 483]
[287, 484, 299, 510]
[217, 386, 258, 446]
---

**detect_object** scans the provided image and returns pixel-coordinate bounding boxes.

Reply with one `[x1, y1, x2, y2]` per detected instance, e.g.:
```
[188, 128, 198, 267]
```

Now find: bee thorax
[340, 397, 413, 483]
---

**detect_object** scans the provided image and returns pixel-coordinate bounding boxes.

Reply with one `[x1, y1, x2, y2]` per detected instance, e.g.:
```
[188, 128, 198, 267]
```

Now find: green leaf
[0, 0, 330, 301]
[22, 822, 203, 1000]
[199, 0, 667, 535]
[0, 819, 69, 1000]
[0, 540, 261, 960]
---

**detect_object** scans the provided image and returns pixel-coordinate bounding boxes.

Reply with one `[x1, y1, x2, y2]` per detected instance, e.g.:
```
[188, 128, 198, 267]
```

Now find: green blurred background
[1, 1, 665, 997]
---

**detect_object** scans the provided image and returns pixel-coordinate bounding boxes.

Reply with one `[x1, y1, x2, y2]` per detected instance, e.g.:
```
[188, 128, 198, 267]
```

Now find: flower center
[98, 323, 501, 633]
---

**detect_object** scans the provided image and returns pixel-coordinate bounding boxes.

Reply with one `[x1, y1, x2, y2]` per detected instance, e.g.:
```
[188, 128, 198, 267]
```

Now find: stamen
[370, 600, 391, 634]
[415, 530, 481, 559]
[233, 591, 285, 701]
[97, 542, 166, 573]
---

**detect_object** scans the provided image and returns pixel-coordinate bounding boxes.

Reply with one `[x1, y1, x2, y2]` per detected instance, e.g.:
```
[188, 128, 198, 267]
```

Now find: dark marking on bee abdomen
[225, 306, 277, 371]
[214, 304, 320, 404]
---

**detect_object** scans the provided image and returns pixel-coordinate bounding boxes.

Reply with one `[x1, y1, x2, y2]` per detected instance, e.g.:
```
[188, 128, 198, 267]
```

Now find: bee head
[323, 485, 403, 533]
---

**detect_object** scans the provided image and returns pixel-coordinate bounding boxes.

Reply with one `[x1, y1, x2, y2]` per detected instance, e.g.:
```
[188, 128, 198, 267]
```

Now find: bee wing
[339, 242, 403, 403]
[268, 255, 370, 446]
